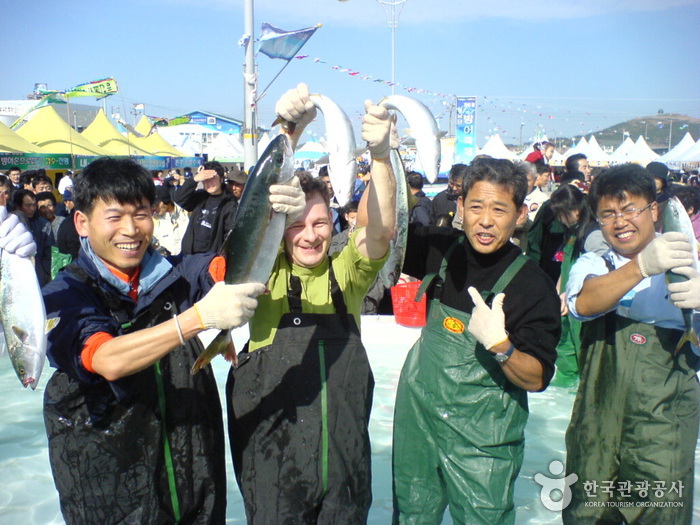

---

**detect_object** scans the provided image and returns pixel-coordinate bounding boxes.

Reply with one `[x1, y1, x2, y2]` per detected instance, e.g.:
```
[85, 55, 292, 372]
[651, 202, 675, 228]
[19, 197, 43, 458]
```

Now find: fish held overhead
[192, 134, 295, 374]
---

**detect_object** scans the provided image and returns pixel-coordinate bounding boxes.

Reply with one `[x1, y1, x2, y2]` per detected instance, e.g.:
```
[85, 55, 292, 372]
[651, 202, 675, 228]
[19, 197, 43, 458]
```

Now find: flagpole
[257, 59, 294, 102]
[243, 0, 258, 171]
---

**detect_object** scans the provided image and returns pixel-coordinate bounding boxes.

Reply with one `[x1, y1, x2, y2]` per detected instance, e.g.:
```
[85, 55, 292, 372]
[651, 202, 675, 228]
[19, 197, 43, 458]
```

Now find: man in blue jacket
[37, 156, 304, 525]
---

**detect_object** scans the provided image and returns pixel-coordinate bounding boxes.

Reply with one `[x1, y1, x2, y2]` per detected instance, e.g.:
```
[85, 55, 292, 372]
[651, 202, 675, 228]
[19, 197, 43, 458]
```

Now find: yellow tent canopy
[135, 115, 153, 137]
[0, 120, 48, 153]
[129, 131, 186, 157]
[82, 109, 153, 156]
[16, 106, 111, 156]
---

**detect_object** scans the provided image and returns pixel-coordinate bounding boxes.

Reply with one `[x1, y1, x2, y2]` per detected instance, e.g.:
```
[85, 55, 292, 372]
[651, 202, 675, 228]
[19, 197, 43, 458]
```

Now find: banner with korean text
[455, 97, 477, 164]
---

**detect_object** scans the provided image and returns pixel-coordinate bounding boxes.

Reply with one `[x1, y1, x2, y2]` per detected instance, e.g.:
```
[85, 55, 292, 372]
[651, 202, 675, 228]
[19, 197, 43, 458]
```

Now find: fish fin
[191, 329, 231, 375]
[674, 327, 699, 355]
[271, 116, 296, 136]
[45, 317, 60, 334]
[12, 326, 28, 343]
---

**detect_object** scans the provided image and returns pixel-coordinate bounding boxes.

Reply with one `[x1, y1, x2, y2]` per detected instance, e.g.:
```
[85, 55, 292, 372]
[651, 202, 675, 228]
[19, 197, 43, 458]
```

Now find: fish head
[272, 134, 295, 185]
[415, 134, 441, 183]
[7, 325, 43, 390]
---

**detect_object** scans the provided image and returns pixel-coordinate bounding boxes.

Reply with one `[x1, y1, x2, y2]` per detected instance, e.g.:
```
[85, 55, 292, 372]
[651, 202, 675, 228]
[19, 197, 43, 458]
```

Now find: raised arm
[355, 100, 395, 260]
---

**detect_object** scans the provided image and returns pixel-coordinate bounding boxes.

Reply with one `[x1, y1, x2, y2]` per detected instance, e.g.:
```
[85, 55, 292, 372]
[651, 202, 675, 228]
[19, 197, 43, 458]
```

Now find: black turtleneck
[404, 223, 561, 386]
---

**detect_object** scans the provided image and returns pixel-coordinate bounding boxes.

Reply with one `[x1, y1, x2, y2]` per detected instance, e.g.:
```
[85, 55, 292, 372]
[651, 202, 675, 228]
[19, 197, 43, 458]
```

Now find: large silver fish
[664, 196, 700, 355]
[379, 95, 441, 183]
[309, 93, 357, 207]
[379, 149, 409, 288]
[192, 134, 295, 373]
[0, 250, 57, 389]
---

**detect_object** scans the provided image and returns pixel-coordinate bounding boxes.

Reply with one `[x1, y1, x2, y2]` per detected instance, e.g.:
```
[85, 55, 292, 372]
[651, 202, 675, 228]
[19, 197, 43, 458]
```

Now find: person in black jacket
[406, 171, 431, 226]
[176, 160, 239, 255]
[430, 163, 467, 228]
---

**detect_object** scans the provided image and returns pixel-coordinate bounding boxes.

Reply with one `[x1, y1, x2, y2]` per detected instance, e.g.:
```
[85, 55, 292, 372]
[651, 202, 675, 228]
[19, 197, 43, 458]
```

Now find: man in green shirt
[226, 83, 396, 524]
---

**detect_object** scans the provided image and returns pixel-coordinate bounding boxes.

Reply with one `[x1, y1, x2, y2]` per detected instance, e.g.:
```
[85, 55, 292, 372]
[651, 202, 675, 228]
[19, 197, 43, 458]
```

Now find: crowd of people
[2, 84, 700, 525]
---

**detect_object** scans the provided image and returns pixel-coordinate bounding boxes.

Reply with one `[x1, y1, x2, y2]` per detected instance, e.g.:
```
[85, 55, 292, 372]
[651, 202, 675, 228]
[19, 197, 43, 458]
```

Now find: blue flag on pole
[258, 22, 320, 60]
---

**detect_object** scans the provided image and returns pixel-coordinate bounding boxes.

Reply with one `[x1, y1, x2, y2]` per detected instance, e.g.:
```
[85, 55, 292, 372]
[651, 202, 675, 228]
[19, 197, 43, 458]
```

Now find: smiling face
[75, 197, 154, 276]
[459, 181, 527, 255]
[596, 192, 657, 259]
[284, 192, 333, 269]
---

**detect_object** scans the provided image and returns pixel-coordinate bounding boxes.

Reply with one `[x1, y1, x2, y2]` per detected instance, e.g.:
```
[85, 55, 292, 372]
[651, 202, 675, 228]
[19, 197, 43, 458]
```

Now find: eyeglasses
[597, 202, 653, 225]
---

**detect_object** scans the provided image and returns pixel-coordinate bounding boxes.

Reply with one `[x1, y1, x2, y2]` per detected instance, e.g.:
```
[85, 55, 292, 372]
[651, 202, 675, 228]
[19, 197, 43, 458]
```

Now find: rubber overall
[227, 263, 374, 524]
[44, 265, 226, 525]
[393, 237, 530, 525]
[551, 235, 582, 387]
[564, 310, 700, 524]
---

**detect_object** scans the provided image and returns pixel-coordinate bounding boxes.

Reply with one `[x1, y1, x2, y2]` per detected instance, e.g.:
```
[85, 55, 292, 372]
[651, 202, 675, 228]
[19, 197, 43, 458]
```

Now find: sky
[2, 0, 700, 147]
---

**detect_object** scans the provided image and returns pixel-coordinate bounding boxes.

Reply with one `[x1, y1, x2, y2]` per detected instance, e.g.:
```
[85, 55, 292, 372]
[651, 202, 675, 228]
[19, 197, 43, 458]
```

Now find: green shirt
[248, 229, 388, 351]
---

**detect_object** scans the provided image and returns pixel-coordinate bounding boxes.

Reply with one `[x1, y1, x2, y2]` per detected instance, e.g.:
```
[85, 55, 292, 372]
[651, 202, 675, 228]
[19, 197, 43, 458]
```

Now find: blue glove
[0, 208, 37, 257]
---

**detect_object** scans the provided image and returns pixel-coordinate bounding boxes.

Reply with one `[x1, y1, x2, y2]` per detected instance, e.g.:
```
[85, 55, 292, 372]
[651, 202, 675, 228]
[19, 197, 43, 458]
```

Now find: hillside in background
[573, 112, 700, 153]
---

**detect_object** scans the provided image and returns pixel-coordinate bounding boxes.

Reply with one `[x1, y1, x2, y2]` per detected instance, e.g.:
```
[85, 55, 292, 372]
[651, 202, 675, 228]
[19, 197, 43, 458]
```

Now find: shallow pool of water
[1, 316, 698, 523]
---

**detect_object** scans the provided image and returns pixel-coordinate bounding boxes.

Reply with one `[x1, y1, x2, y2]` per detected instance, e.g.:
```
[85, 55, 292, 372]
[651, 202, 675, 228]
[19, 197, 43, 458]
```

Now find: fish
[379, 148, 410, 288]
[379, 95, 442, 183]
[309, 93, 358, 207]
[664, 196, 700, 355]
[191, 133, 295, 373]
[0, 250, 58, 389]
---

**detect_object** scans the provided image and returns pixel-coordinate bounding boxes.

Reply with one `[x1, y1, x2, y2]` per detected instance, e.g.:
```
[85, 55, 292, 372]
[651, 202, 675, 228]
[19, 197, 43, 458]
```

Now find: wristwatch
[493, 342, 515, 363]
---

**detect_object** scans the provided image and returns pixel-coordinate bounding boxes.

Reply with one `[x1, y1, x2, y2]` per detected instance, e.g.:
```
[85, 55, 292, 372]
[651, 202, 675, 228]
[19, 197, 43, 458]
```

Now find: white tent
[625, 135, 659, 165]
[158, 124, 219, 156]
[677, 139, 700, 163]
[479, 134, 518, 161]
[585, 135, 610, 166]
[564, 137, 589, 158]
[204, 132, 244, 162]
[658, 132, 696, 167]
[295, 140, 327, 161]
[608, 137, 636, 164]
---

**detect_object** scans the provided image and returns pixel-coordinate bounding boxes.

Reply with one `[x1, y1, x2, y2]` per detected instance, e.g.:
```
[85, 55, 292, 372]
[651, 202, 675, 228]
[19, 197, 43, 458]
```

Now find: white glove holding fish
[389, 114, 400, 151]
[636, 232, 693, 277]
[362, 100, 392, 160]
[194, 282, 265, 330]
[275, 83, 317, 137]
[270, 175, 306, 228]
[668, 265, 700, 309]
[467, 287, 509, 350]
[0, 208, 36, 257]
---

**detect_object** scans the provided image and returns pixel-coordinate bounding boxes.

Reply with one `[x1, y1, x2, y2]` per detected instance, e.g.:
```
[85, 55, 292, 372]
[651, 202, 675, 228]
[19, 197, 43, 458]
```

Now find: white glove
[195, 282, 265, 330]
[389, 114, 399, 150]
[270, 176, 306, 228]
[0, 208, 37, 257]
[637, 232, 693, 277]
[668, 265, 700, 309]
[467, 287, 508, 350]
[275, 83, 317, 134]
[361, 100, 392, 160]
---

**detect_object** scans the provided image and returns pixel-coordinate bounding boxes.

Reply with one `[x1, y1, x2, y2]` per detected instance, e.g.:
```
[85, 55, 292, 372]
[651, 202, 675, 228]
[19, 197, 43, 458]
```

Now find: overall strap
[416, 235, 464, 302]
[483, 253, 528, 298]
[288, 260, 347, 317]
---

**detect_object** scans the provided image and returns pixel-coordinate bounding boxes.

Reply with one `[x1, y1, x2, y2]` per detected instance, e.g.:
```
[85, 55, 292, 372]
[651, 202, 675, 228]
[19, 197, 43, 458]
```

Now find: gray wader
[393, 237, 530, 525]
[226, 263, 374, 524]
[564, 309, 700, 524]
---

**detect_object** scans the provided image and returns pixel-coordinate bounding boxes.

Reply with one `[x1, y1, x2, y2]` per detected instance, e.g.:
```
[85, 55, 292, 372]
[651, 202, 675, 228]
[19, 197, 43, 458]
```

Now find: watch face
[494, 353, 509, 363]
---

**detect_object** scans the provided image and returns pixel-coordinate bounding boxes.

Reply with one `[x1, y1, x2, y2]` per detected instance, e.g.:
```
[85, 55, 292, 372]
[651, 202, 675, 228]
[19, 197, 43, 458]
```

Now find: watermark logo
[534, 460, 578, 511]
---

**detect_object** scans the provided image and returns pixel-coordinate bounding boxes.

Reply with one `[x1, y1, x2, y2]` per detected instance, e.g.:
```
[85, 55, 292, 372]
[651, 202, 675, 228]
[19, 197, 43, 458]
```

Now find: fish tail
[191, 329, 232, 374]
[674, 326, 700, 355]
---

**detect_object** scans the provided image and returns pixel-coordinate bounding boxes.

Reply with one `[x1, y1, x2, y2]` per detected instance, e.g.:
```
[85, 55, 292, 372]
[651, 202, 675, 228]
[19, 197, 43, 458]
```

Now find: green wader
[551, 235, 581, 387]
[564, 312, 700, 524]
[392, 238, 530, 525]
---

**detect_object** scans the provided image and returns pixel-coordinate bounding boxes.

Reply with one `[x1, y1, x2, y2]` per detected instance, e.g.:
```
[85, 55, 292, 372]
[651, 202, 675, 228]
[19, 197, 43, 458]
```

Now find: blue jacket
[41, 245, 227, 524]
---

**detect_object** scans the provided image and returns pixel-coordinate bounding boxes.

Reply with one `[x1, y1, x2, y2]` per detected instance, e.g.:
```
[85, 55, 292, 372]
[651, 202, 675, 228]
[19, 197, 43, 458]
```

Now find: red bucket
[391, 281, 427, 327]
